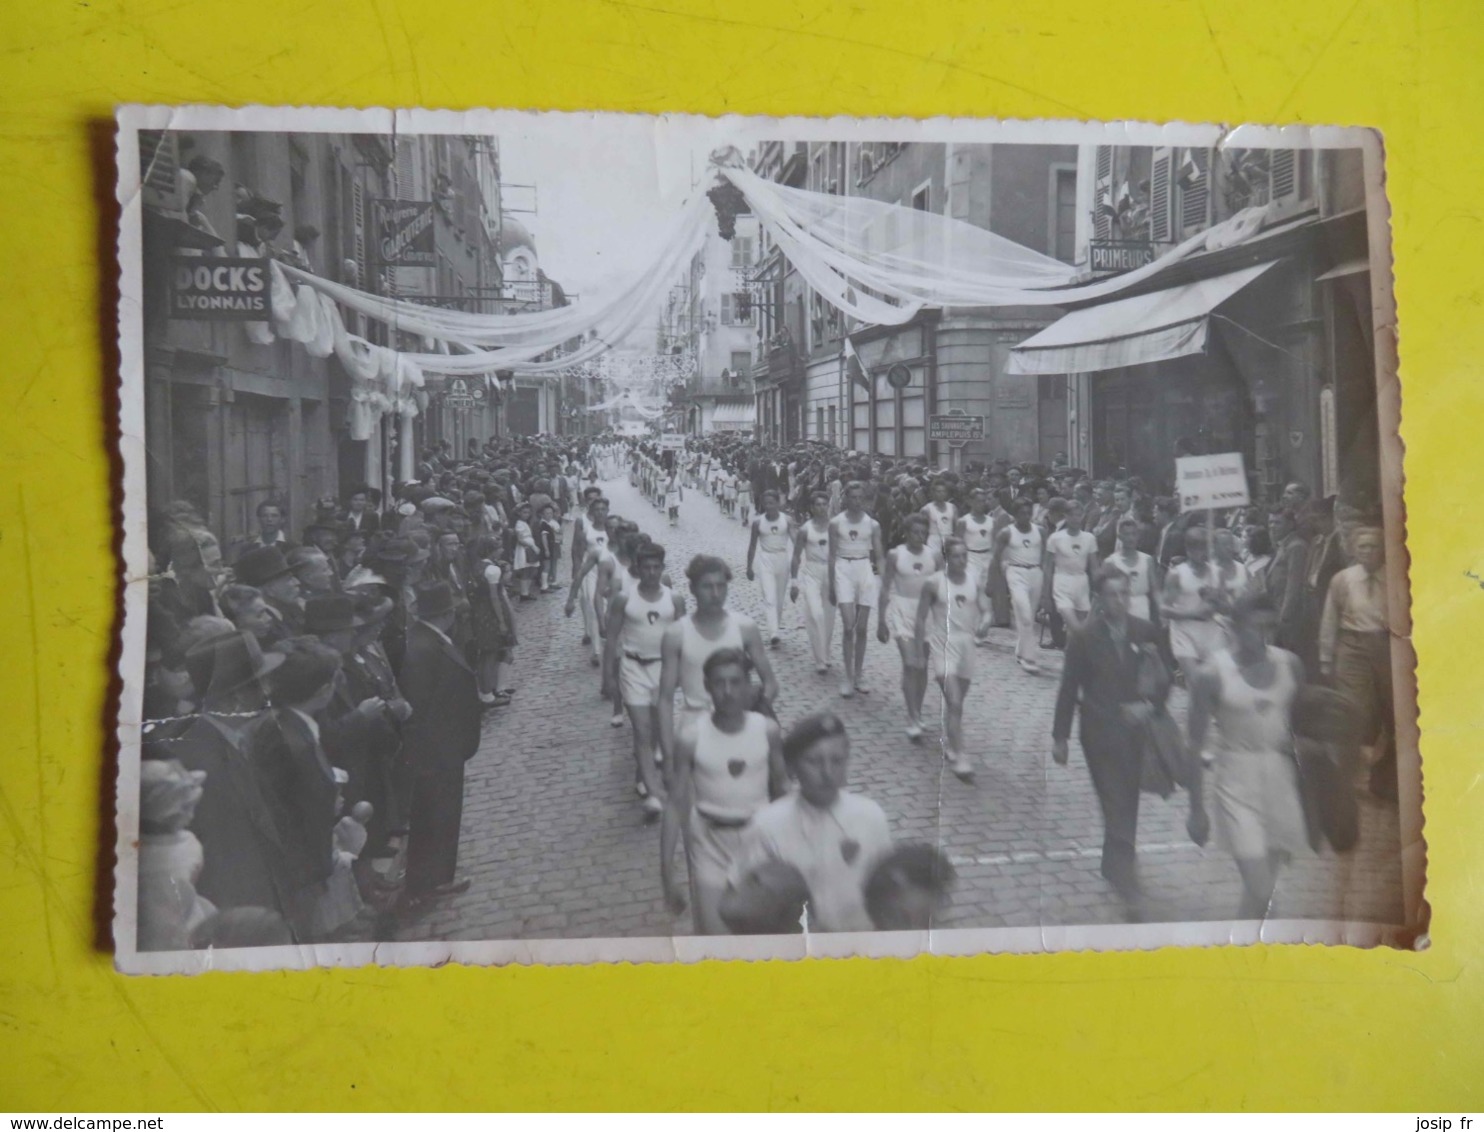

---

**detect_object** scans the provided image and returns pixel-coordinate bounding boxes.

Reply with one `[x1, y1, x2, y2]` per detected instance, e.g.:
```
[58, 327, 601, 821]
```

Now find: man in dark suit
[399, 581, 481, 908]
[248, 640, 343, 940]
[1051, 568, 1167, 906]
[339, 486, 381, 537]
[1153, 497, 1185, 569]
[169, 627, 295, 925]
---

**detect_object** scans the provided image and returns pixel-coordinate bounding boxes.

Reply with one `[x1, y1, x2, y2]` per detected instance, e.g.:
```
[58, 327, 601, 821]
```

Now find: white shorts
[885, 593, 919, 641]
[966, 550, 993, 588]
[833, 557, 879, 606]
[931, 632, 977, 684]
[1052, 572, 1092, 614]
[620, 655, 662, 707]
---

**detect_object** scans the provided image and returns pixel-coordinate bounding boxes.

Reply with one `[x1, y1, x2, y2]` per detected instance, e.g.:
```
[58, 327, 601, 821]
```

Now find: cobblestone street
[399, 477, 1404, 942]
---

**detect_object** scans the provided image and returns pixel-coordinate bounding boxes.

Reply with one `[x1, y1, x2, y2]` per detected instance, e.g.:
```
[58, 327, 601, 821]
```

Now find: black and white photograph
[113, 107, 1421, 973]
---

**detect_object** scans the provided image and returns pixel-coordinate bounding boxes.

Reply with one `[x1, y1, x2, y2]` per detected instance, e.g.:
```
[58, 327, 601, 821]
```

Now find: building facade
[745, 139, 1081, 465]
[1014, 142, 1374, 503]
[661, 211, 760, 436]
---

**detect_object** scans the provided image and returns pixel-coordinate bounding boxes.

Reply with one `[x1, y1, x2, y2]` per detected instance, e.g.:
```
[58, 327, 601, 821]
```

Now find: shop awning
[710, 402, 757, 425]
[1007, 261, 1279, 375]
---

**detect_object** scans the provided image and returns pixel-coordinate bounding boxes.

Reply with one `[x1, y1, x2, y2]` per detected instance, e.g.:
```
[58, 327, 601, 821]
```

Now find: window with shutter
[1178, 148, 1210, 234]
[1093, 145, 1114, 241]
[721, 294, 734, 325]
[1150, 148, 1173, 243]
[352, 180, 365, 281]
[1270, 149, 1298, 203]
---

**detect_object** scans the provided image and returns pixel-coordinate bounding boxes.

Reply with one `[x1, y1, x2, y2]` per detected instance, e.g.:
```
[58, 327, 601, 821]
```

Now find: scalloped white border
[112, 105, 1423, 974]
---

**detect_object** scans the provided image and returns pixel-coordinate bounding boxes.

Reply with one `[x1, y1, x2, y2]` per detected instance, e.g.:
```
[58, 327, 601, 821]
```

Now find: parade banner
[372, 199, 436, 267]
[167, 255, 269, 319]
[1175, 451, 1251, 511]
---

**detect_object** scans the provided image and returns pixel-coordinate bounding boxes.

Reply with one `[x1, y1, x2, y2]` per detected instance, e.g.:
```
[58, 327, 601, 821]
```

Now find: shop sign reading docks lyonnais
[168, 256, 270, 319]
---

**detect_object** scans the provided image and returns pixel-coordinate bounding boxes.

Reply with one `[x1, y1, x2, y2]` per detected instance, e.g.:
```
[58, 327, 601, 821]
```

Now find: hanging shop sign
[445, 378, 476, 410]
[928, 409, 985, 447]
[373, 200, 436, 267]
[1089, 240, 1155, 275]
[1175, 451, 1251, 512]
[168, 255, 270, 319]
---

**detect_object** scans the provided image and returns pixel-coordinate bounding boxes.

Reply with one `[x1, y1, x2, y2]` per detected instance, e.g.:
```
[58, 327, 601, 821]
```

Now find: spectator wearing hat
[248, 639, 344, 939]
[306, 594, 410, 859]
[234, 545, 305, 639]
[399, 581, 481, 908]
[165, 627, 294, 928]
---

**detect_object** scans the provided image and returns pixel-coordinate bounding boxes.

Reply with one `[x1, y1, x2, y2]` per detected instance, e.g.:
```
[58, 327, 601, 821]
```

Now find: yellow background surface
[1, 0, 1480, 1111]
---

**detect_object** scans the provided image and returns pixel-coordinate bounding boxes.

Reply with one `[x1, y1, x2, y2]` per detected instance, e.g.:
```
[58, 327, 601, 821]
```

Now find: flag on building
[844, 335, 870, 391]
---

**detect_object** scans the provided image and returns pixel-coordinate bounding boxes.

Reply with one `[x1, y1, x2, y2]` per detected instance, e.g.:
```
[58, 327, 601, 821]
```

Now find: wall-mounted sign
[885, 363, 913, 390]
[1089, 240, 1155, 275]
[373, 200, 436, 267]
[1175, 451, 1251, 512]
[168, 255, 269, 319]
[445, 378, 475, 410]
[928, 409, 985, 447]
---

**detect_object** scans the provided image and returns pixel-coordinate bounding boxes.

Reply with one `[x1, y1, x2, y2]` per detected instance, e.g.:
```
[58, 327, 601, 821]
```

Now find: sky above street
[498, 114, 737, 343]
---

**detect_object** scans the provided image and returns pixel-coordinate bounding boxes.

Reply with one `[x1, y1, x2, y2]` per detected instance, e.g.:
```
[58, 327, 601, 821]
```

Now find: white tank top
[754, 513, 792, 554]
[1047, 529, 1096, 576]
[802, 519, 831, 566]
[584, 517, 609, 552]
[691, 712, 772, 823]
[961, 513, 995, 554]
[608, 558, 634, 600]
[1106, 550, 1154, 598]
[1003, 524, 1044, 568]
[1210, 647, 1297, 755]
[923, 502, 957, 543]
[1167, 560, 1213, 615]
[679, 614, 747, 709]
[932, 571, 980, 639]
[832, 512, 877, 560]
[890, 545, 937, 601]
[621, 584, 676, 660]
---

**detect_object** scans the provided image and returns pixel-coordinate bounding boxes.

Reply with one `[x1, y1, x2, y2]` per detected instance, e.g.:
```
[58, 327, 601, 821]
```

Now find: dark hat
[303, 521, 341, 543]
[416, 580, 457, 621]
[266, 640, 341, 705]
[185, 627, 285, 699]
[303, 594, 367, 635]
[234, 545, 294, 587]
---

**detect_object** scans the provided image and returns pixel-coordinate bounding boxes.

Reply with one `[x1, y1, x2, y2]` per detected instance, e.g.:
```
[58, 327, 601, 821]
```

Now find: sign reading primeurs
[1176, 451, 1251, 512]
[168, 256, 270, 319]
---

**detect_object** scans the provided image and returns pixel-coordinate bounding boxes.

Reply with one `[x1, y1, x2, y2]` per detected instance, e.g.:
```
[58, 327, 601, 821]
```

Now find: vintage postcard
[113, 106, 1421, 973]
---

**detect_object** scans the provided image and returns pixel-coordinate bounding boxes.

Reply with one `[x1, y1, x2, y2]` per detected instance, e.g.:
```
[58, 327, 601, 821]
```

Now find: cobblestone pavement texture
[399, 476, 1404, 943]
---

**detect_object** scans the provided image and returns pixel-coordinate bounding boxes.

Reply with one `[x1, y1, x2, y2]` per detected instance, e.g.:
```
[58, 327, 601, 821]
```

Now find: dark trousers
[1080, 726, 1143, 893]
[1334, 628, 1396, 799]
[406, 763, 466, 894]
